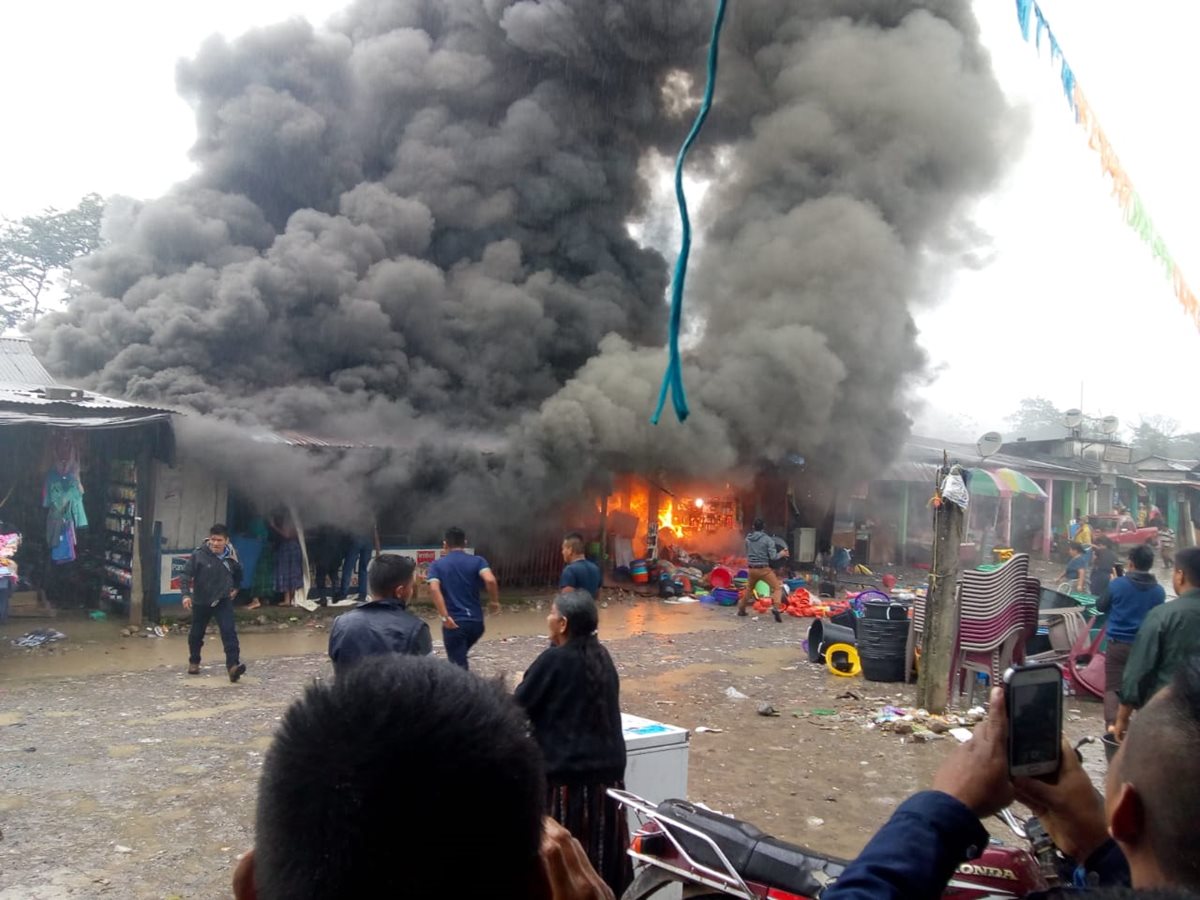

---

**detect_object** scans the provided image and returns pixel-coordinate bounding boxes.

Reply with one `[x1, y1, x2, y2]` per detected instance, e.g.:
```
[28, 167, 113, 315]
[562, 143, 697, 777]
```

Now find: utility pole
[916, 458, 965, 714]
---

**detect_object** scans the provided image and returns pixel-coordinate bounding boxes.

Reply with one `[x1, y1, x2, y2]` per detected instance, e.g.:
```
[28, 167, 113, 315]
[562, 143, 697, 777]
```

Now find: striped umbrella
[968, 468, 1047, 499]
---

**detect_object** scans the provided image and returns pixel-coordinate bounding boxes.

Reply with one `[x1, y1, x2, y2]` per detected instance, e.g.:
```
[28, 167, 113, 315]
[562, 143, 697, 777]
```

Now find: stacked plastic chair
[955, 556, 1041, 704]
[912, 554, 1042, 707]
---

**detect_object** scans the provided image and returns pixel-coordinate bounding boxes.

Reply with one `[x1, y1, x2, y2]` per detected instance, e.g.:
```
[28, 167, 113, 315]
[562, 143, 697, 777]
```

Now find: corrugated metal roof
[0, 385, 173, 415]
[0, 337, 55, 387]
[905, 436, 1079, 477]
[0, 410, 171, 428]
[248, 428, 376, 450]
[1135, 455, 1197, 472]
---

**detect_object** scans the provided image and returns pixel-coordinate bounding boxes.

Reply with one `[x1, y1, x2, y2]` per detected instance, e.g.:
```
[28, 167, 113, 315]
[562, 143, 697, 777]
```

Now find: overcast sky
[1, 1, 1196, 437]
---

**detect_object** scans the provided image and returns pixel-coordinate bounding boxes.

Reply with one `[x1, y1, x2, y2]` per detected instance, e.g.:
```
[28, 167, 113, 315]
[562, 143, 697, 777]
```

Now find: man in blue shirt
[328, 554, 432, 674]
[427, 526, 500, 670]
[1098, 542, 1166, 727]
[559, 532, 602, 598]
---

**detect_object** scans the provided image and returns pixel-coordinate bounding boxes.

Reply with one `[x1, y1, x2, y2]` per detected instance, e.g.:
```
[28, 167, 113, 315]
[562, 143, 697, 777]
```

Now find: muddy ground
[0, 594, 1109, 899]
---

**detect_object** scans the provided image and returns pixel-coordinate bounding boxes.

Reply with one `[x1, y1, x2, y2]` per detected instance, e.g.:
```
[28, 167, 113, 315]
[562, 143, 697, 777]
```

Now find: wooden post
[1179, 497, 1195, 550]
[598, 492, 609, 573]
[917, 466, 964, 714]
[130, 514, 144, 627]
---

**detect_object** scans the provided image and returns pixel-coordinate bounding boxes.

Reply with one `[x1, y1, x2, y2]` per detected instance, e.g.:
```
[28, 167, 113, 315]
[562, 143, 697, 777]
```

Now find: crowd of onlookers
[202, 520, 1200, 898]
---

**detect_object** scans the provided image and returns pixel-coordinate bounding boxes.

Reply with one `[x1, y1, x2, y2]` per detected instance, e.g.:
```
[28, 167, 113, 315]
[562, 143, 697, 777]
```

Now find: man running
[182, 523, 246, 682]
[741, 518, 787, 623]
[426, 527, 500, 669]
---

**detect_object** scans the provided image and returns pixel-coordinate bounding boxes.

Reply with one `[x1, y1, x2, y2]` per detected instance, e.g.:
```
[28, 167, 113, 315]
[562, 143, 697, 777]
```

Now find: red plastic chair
[1064, 616, 1106, 700]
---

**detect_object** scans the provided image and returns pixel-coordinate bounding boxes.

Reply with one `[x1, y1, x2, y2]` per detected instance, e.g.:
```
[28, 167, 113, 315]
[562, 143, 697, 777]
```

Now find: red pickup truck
[1090, 514, 1158, 546]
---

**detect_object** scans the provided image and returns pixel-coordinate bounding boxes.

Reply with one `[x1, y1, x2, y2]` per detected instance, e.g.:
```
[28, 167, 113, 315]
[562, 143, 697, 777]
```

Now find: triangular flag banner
[1013, 1, 1199, 322]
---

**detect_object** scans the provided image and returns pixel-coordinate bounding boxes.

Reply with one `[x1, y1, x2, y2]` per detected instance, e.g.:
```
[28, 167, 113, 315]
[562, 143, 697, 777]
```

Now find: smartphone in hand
[1003, 663, 1063, 779]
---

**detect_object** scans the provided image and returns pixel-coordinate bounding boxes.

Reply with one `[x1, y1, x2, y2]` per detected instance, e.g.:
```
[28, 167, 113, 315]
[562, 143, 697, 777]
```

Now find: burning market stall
[601, 474, 744, 585]
[0, 344, 174, 624]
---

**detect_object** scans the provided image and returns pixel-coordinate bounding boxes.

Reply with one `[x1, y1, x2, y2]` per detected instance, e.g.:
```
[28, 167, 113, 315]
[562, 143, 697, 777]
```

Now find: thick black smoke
[33, 0, 1018, 538]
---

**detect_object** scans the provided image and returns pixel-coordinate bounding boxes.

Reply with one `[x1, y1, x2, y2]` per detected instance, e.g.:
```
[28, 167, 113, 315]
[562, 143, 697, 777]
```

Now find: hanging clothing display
[43, 432, 87, 565]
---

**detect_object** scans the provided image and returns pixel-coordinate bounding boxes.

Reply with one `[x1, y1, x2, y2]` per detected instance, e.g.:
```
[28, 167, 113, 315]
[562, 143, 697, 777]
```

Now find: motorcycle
[610, 739, 1096, 900]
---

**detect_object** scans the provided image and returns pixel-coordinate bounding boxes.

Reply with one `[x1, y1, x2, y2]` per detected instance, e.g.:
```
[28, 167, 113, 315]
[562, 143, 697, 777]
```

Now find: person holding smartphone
[823, 655, 1200, 897]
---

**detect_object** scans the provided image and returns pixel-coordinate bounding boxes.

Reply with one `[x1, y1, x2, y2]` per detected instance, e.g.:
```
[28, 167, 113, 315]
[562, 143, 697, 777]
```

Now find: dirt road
[0, 597, 1108, 898]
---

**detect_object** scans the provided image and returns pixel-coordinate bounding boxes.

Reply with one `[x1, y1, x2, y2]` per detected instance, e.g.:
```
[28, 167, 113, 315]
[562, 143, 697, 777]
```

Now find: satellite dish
[1064, 409, 1083, 428]
[1101, 415, 1120, 435]
[977, 432, 1003, 458]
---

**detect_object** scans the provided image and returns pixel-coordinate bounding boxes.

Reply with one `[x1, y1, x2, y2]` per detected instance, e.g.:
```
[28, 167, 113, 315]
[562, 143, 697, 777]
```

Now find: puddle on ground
[626, 646, 800, 692]
[0, 600, 736, 681]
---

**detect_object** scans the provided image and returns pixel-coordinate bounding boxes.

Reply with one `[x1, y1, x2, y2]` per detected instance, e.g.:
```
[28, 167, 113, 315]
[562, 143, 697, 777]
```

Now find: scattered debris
[806, 817, 825, 828]
[906, 731, 944, 744]
[694, 726, 723, 734]
[114, 845, 132, 854]
[723, 687, 749, 701]
[756, 703, 779, 717]
[11, 629, 67, 648]
[836, 690, 862, 701]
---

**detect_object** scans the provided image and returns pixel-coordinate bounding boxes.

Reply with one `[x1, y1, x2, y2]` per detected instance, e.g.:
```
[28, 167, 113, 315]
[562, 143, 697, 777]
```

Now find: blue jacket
[822, 791, 1129, 899]
[327, 599, 432, 674]
[1097, 571, 1165, 644]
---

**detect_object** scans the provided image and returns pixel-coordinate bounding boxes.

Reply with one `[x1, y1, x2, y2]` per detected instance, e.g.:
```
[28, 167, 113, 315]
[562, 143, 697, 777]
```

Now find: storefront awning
[968, 468, 1048, 499]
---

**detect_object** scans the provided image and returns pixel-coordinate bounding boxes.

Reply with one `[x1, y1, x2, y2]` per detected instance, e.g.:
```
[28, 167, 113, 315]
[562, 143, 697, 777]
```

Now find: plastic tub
[712, 588, 740, 607]
[709, 566, 734, 590]
[863, 601, 909, 621]
[857, 617, 910, 683]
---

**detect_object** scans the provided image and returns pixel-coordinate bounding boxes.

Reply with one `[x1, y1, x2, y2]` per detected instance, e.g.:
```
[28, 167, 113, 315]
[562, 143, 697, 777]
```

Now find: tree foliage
[1005, 397, 1066, 436]
[1129, 416, 1178, 457]
[0, 193, 104, 327]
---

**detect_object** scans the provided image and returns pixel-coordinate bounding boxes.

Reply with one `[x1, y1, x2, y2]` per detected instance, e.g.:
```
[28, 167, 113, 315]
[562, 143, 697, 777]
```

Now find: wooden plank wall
[154, 460, 229, 550]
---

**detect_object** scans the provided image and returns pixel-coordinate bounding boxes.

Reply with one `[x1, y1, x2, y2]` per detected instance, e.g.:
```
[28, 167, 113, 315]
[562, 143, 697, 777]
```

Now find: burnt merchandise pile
[33, 0, 1020, 536]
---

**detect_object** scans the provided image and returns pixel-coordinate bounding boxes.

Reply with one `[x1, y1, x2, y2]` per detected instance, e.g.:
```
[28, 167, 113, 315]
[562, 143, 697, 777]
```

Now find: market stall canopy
[967, 468, 1047, 499]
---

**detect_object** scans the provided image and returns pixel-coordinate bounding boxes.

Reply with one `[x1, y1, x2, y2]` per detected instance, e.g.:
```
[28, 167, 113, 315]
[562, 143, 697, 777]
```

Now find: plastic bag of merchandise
[940, 467, 970, 510]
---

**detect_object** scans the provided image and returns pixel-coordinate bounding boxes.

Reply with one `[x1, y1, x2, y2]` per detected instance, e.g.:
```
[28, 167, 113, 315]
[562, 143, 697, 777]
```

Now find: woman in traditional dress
[514, 590, 631, 896]
[270, 509, 304, 607]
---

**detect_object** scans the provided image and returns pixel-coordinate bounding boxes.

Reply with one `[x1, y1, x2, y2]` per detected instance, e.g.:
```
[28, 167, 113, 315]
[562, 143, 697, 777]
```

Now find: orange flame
[659, 499, 684, 537]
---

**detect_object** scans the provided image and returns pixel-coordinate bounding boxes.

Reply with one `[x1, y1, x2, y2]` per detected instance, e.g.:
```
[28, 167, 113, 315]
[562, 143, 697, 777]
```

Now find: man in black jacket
[327, 554, 432, 674]
[182, 523, 246, 682]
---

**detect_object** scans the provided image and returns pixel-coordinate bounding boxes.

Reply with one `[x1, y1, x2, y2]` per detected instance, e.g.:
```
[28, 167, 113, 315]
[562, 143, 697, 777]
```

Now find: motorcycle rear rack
[608, 788, 756, 899]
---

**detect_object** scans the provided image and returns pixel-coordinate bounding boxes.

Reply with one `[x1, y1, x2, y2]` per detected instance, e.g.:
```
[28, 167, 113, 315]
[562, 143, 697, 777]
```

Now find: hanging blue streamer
[1016, 1, 1078, 117]
[1015, 0, 1034, 39]
[650, 0, 729, 426]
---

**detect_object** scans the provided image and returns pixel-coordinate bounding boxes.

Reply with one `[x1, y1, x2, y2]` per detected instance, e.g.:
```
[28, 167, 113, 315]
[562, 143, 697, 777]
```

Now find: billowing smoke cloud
[33, 0, 1019, 539]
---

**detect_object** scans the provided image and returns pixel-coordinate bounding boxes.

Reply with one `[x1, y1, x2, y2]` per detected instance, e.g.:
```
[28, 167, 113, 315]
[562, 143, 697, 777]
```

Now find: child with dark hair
[232, 655, 612, 899]
[327, 554, 431, 673]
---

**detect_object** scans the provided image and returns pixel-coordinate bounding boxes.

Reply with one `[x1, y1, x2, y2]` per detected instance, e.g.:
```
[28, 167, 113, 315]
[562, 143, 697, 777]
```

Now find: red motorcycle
[610, 790, 1067, 899]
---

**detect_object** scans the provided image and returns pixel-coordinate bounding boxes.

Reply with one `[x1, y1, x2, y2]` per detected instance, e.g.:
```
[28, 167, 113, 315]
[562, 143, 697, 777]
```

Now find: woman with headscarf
[514, 590, 631, 897]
